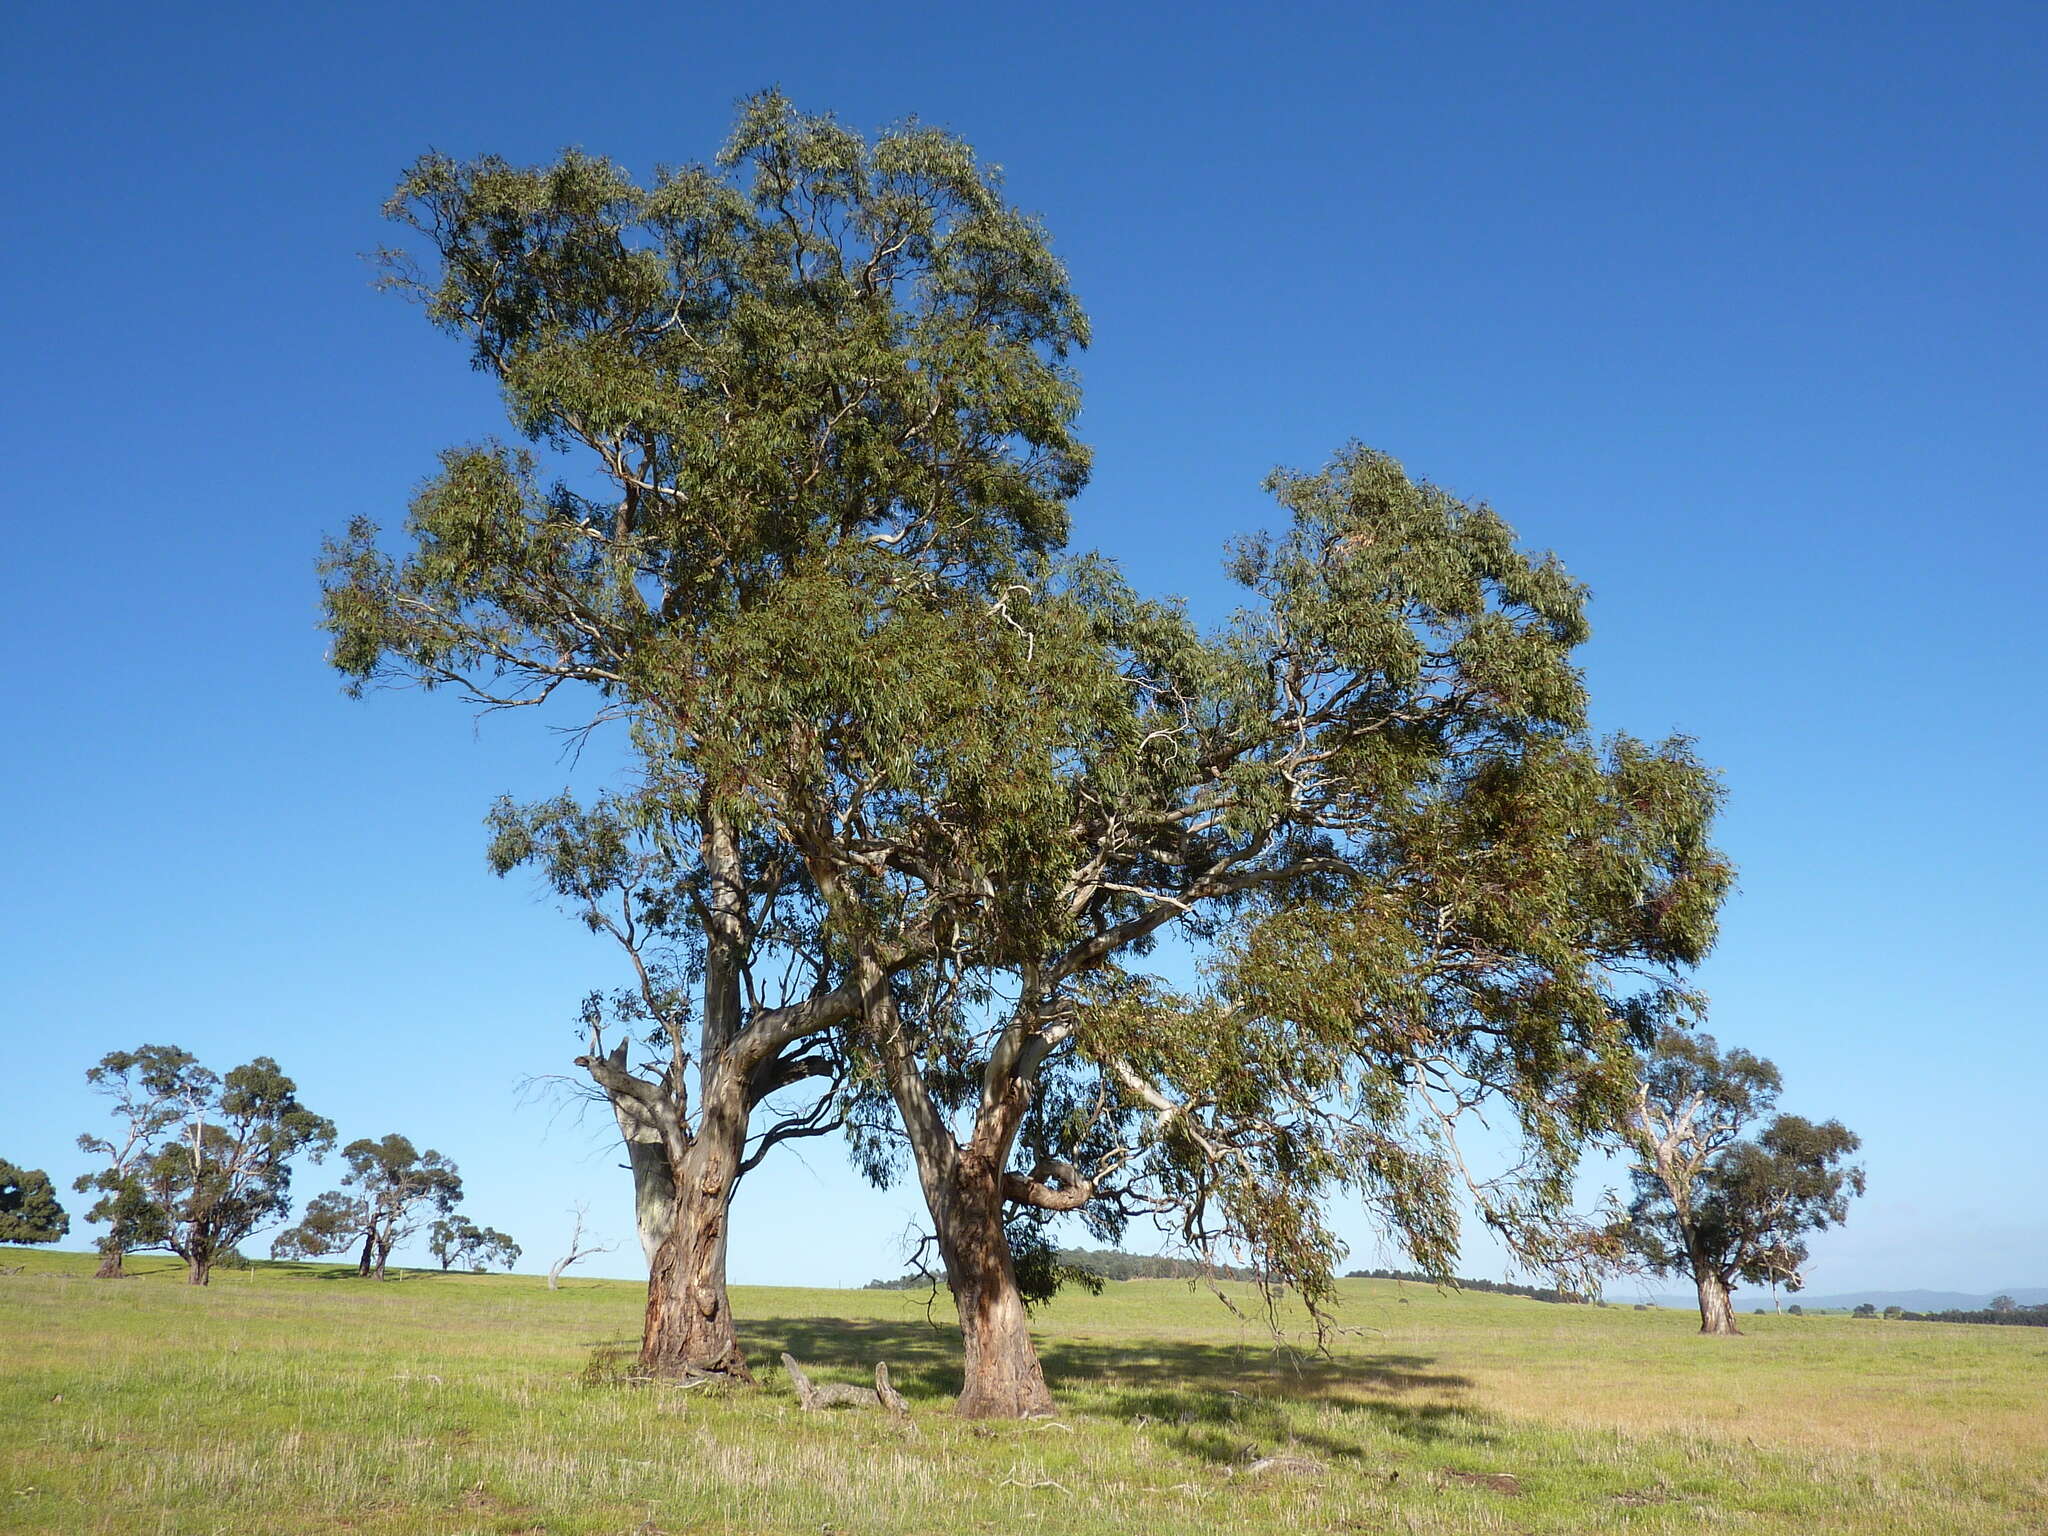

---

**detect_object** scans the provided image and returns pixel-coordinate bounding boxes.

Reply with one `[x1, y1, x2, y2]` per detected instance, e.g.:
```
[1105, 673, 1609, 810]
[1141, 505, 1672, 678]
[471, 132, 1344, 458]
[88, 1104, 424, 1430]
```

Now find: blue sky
[3, 1, 2042, 1295]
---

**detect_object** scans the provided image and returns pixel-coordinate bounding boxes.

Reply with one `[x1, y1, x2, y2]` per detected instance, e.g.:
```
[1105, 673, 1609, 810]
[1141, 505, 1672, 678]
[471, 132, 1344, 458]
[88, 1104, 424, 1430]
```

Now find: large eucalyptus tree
[323, 93, 1089, 1382]
[796, 447, 1733, 1414]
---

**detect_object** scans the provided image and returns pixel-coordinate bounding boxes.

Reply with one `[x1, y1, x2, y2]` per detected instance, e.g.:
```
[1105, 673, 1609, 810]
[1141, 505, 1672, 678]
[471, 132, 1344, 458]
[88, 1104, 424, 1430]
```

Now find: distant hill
[1633, 1287, 2048, 1312]
[1789, 1287, 2048, 1312]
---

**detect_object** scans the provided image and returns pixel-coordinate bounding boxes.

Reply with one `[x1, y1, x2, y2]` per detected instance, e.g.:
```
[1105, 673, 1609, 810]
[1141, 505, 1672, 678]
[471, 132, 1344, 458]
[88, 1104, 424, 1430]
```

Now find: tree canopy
[73, 1045, 215, 1276]
[0, 1159, 69, 1245]
[325, 90, 1094, 1388]
[428, 1215, 522, 1272]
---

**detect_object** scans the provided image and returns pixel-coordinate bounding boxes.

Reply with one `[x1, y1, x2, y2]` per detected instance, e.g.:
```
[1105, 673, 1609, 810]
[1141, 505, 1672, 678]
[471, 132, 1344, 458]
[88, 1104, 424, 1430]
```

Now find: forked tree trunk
[187, 1256, 212, 1286]
[932, 1155, 1053, 1419]
[637, 1076, 752, 1383]
[1696, 1270, 1739, 1335]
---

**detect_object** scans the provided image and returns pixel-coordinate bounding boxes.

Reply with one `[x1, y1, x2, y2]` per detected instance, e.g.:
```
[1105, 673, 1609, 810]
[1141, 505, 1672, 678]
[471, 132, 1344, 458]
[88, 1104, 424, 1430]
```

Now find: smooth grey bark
[610, 1093, 678, 1272]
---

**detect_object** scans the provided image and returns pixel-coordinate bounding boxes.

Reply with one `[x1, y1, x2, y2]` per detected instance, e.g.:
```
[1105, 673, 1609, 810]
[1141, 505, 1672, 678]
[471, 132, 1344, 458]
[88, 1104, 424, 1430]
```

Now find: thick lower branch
[1002, 1159, 1095, 1212]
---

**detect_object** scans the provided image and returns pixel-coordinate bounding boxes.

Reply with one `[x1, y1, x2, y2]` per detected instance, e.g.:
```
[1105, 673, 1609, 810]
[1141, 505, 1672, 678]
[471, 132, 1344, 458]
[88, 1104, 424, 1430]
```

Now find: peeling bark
[614, 1108, 678, 1272]
[636, 1069, 753, 1383]
[933, 1155, 1053, 1418]
[1696, 1271, 1739, 1335]
[859, 965, 1057, 1419]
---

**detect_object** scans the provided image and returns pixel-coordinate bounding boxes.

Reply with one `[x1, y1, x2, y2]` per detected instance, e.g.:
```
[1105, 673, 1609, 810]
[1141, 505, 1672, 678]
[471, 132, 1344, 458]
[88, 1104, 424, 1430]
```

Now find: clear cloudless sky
[3, 1, 2042, 1295]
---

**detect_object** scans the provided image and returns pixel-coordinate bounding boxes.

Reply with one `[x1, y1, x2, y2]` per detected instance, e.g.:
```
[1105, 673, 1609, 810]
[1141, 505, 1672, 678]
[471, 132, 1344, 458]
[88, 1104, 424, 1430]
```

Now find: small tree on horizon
[271, 1135, 463, 1279]
[427, 1215, 521, 1272]
[0, 1159, 70, 1245]
[1622, 1026, 1864, 1336]
[546, 1203, 613, 1290]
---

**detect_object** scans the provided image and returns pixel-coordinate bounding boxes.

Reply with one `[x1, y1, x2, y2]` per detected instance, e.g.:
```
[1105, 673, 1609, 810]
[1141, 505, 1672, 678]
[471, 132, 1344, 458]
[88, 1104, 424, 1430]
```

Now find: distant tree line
[867, 1252, 1596, 1300]
[1892, 1301, 2048, 1327]
[867, 1247, 1263, 1289]
[1342, 1267, 1583, 1304]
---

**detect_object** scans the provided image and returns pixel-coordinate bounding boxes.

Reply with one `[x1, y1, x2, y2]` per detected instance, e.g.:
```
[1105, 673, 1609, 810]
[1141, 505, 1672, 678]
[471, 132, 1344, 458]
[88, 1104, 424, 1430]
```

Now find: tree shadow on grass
[737, 1313, 1488, 1459]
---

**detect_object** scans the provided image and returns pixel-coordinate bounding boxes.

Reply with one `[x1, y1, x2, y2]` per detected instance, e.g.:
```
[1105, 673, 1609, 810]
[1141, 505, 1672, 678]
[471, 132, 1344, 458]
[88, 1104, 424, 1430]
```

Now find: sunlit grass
[3, 1246, 2043, 1533]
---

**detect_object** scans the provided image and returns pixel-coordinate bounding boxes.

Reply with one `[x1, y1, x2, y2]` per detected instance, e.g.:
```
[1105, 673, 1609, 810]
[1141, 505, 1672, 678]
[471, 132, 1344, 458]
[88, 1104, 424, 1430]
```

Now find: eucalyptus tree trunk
[629, 809, 755, 1383]
[587, 1050, 754, 1383]
[867, 973, 1059, 1418]
[1695, 1269, 1739, 1335]
[929, 1150, 1055, 1419]
[93, 1244, 124, 1279]
[638, 1075, 752, 1383]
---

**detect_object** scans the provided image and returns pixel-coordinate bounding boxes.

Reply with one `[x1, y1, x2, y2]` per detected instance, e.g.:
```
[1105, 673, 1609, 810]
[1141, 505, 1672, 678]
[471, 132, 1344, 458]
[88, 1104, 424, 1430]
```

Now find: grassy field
[2, 1248, 2043, 1535]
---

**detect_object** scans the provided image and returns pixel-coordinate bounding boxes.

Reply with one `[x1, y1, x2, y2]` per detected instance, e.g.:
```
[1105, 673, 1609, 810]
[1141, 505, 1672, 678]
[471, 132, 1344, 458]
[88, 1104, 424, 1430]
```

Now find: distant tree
[1883, 1305, 1903, 1319]
[1853, 1302, 1877, 1318]
[269, 1191, 369, 1266]
[1786, 1304, 1804, 1315]
[126, 1057, 335, 1284]
[0, 1160, 69, 1245]
[271, 1135, 462, 1279]
[73, 1045, 212, 1277]
[428, 1215, 521, 1272]
[1622, 1027, 1864, 1336]
[1990, 1294, 2017, 1313]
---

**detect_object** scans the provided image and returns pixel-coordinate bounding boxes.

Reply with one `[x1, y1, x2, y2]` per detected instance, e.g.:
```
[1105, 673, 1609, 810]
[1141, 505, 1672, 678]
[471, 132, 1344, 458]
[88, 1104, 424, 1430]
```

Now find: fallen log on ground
[781, 1354, 909, 1416]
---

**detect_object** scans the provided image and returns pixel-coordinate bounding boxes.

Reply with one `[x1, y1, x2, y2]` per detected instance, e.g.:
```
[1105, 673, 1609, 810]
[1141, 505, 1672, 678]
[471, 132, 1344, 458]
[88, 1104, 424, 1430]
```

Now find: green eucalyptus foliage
[0, 1160, 69, 1245]
[324, 89, 1089, 748]
[73, 1045, 213, 1263]
[321, 98, 1099, 1216]
[270, 1190, 371, 1262]
[831, 444, 1729, 1316]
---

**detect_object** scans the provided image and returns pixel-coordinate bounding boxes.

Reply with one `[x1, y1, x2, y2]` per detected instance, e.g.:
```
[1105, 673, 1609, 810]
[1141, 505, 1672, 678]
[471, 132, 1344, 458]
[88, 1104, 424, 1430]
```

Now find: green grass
[3, 1247, 2043, 1534]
